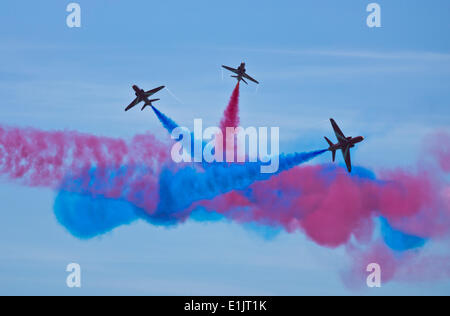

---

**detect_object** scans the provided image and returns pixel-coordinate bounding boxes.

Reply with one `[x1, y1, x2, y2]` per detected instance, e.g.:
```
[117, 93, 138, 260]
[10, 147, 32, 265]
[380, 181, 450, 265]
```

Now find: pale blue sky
[0, 0, 449, 295]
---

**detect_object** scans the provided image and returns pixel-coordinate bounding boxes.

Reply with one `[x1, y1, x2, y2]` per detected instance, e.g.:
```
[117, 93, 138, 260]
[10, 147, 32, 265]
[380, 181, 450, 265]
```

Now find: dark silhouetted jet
[324, 118, 364, 173]
[222, 62, 259, 84]
[125, 85, 164, 111]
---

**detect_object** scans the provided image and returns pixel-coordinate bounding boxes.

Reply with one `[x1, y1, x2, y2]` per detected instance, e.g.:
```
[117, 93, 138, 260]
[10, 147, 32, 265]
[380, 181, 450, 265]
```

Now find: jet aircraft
[222, 62, 259, 84]
[125, 85, 164, 111]
[324, 118, 364, 173]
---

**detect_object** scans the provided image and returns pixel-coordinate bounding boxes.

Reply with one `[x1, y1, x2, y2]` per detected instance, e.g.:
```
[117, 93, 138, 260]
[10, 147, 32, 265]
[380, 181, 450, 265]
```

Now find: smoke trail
[50, 127, 449, 250]
[219, 82, 240, 134]
[55, 164, 159, 238]
[54, 190, 141, 239]
[191, 151, 450, 287]
[150, 105, 207, 163]
[2, 122, 450, 285]
[150, 105, 179, 135]
[0, 125, 168, 187]
[380, 217, 427, 251]
[53, 140, 449, 262]
[195, 160, 449, 248]
[151, 149, 327, 223]
[218, 82, 240, 160]
[151, 84, 241, 162]
[54, 149, 327, 232]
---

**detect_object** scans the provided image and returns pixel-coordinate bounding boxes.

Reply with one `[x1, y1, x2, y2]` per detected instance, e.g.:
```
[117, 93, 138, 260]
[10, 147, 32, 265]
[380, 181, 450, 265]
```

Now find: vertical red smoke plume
[219, 82, 240, 160]
[220, 82, 240, 133]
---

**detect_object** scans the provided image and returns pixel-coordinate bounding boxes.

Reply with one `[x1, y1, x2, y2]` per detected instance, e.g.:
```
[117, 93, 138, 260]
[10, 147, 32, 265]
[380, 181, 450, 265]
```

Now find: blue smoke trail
[140, 150, 327, 224]
[380, 217, 428, 252]
[57, 95, 328, 235]
[54, 191, 139, 239]
[151, 105, 179, 135]
[54, 150, 327, 237]
[150, 105, 205, 162]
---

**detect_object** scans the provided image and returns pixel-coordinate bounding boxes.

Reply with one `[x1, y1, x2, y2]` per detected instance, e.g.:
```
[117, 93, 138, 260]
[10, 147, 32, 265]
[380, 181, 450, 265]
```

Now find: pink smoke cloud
[195, 160, 448, 247]
[0, 125, 169, 188]
[427, 131, 450, 173]
[1, 121, 449, 287]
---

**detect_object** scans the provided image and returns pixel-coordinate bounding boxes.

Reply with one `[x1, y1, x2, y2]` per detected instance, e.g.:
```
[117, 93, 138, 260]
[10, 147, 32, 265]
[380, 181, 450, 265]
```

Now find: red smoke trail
[220, 82, 240, 133]
[2, 122, 450, 285]
[219, 82, 240, 159]
[192, 132, 450, 282]
[0, 125, 169, 188]
[194, 163, 448, 246]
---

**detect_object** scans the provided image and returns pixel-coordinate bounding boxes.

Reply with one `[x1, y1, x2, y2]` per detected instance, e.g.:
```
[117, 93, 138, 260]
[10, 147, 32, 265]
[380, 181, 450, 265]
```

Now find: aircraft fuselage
[237, 63, 246, 77]
[325, 118, 364, 173]
[222, 62, 258, 84]
[328, 136, 364, 151]
[132, 85, 152, 104]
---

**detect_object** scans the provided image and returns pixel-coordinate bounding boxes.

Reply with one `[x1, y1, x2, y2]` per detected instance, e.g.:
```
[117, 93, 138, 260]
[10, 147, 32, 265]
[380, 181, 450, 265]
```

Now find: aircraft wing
[243, 73, 259, 84]
[330, 119, 347, 143]
[125, 97, 140, 111]
[145, 85, 165, 97]
[222, 65, 239, 74]
[341, 145, 352, 173]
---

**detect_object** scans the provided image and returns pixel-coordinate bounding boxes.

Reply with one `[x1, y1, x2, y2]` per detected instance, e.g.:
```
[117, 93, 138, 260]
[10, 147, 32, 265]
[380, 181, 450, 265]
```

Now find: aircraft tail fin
[324, 137, 336, 162]
[324, 136, 333, 147]
[141, 99, 159, 111]
[231, 75, 248, 84]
